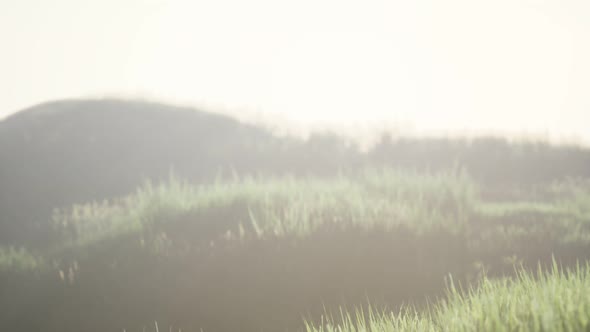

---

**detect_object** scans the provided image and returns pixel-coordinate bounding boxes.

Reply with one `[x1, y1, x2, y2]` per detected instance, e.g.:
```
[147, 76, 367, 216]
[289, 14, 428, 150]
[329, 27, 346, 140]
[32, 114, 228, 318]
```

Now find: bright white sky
[1, 0, 589, 141]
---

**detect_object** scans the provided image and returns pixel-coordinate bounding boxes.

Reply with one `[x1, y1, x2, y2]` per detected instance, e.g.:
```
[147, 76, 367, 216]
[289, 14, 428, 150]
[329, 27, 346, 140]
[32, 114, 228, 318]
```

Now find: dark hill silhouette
[0, 99, 308, 246]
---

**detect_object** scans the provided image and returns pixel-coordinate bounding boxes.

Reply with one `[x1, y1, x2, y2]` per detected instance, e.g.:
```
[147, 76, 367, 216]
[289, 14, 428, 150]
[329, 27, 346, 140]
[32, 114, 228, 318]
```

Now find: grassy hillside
[0, 99, 371, 246]
[2, 99, 590, 331]
[3, 99, 590, 247]
[0, 99, 296, 245]
[2, 168, 590, 331]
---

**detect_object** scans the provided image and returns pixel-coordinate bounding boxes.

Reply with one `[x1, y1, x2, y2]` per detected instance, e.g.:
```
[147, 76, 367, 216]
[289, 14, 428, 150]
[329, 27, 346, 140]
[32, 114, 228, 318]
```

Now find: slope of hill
[0, 99, 292, 245]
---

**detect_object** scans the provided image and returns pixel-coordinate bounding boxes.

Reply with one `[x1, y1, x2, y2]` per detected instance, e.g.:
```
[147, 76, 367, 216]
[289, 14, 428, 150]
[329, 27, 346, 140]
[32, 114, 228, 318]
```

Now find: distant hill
[2, 98, 590, 246]
[0, 99, 313, 245]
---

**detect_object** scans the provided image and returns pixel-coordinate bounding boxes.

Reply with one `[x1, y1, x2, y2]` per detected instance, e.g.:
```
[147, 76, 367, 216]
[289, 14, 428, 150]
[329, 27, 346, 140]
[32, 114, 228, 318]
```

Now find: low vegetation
[42, 168, 590, 248]
[306, 261, 590, 332]
[2, 167, 590, 331]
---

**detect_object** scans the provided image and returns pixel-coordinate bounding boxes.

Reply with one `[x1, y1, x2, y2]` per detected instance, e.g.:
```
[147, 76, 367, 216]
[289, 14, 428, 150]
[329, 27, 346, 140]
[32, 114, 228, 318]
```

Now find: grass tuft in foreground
[306, 261, 590, 332]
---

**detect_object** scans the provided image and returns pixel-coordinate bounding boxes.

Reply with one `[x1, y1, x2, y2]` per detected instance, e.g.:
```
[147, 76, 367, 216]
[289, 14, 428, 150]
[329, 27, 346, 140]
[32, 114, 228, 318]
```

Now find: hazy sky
[1, 0, 589, 141]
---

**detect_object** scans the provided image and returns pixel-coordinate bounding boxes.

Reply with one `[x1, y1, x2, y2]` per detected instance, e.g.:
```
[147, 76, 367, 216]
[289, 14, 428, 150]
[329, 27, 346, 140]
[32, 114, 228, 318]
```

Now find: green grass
[48, 167, 590, 251]
[5, 167, 590, 331]
[305, 261, 590, 332]
[49, 168, 478, 249]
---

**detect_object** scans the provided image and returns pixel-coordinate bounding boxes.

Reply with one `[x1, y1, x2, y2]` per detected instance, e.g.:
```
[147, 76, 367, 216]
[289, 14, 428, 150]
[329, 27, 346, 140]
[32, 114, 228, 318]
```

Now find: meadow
[2, 167, 590, 331]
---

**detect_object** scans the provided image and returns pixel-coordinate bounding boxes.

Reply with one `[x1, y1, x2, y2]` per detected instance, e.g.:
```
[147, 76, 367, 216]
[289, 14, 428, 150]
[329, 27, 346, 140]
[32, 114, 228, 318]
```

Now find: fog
[1, 0, 589, 142]
[3, 2, 590, 331]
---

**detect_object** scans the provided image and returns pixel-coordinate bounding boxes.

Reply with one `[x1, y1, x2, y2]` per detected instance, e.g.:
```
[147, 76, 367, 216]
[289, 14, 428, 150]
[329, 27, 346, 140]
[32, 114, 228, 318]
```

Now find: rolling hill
[0, 99, 293, 245]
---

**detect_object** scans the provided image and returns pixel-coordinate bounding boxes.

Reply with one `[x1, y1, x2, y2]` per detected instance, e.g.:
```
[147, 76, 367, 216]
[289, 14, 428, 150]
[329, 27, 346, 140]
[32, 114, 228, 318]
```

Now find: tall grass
[306, 261, 590, 332]
[50, 168, 479, 249]
[48, 167, 590, 255]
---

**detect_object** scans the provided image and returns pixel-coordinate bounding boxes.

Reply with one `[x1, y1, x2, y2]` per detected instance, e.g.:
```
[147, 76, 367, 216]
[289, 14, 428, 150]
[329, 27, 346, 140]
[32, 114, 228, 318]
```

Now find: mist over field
[2, 0, 590, 331]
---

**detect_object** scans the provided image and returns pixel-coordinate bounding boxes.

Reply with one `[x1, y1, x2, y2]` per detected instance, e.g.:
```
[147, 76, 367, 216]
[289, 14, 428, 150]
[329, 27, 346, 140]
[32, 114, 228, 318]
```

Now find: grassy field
[2, 167, 590, 331]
